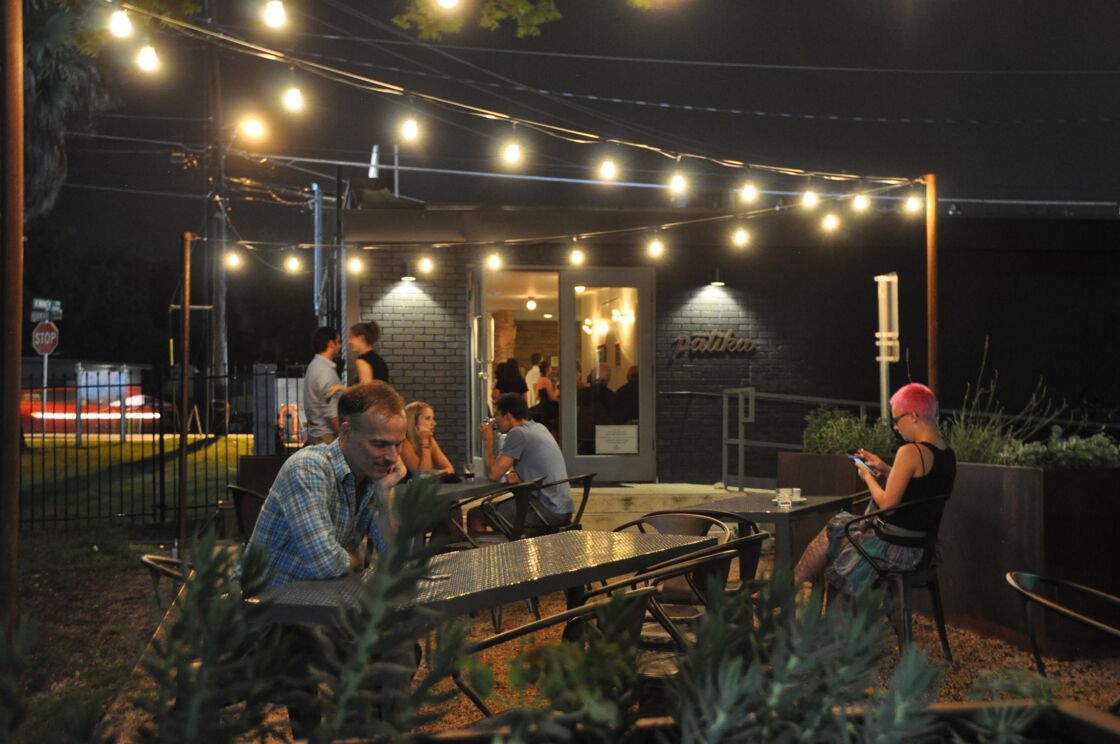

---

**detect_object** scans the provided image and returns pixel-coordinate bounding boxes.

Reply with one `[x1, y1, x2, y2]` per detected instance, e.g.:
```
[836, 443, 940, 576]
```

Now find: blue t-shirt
[500, 421, 573, 515]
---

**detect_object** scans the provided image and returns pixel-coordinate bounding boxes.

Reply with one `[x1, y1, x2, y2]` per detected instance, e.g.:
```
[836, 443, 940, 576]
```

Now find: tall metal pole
[1, 0, 25, 629]
[205, 0, 229, 432]
[923, 173, 939, 394]
[178, 233, 194, 554]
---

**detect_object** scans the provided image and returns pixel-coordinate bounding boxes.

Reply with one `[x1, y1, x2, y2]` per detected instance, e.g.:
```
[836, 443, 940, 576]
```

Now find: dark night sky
[35, 0, 1120, 365]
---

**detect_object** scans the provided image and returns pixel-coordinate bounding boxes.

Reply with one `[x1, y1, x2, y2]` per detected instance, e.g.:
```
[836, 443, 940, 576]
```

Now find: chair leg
[1023, 601, 1047, 677]
[892, 575, 912, 654]
[490, 606, 503, 634]
[926, 578, 953, 663]
[526, 595, 541, 621]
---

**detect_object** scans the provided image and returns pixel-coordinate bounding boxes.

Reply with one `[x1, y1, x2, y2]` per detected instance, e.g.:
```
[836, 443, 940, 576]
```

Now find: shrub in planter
[802, 405, 898, 457]
[1001, 426, 1120, 469]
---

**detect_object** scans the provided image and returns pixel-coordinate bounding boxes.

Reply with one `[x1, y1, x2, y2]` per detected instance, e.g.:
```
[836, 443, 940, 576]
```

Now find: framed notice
[596, 425, 639, 454]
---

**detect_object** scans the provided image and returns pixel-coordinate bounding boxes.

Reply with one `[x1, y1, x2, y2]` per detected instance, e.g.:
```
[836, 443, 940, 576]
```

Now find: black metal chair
[521, 473, 596, 537]
[840, 494, 952, 660]
[139, 507, 227, 606]
[226, 484, 267, 543]
[640, 508, 766, 596]
[1005, 571, 1120, 714]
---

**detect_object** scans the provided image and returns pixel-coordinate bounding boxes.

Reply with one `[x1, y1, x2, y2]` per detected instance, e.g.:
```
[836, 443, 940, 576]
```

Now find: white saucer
[771, 497, 808, 504]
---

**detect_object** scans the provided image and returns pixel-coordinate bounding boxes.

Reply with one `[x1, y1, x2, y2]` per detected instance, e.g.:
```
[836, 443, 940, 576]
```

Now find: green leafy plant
[802, 404, 898, 457]
[1000, 427, 1120, 469]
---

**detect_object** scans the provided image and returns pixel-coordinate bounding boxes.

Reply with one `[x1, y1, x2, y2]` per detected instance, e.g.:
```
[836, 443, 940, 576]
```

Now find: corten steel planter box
[934, 462, 1120, 656]
[777, 452, 863, 496]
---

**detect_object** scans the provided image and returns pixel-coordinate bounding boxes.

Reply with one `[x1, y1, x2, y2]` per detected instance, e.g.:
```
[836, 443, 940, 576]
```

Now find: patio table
[252, 530, 714, 626]
[701, 492, 859, 570]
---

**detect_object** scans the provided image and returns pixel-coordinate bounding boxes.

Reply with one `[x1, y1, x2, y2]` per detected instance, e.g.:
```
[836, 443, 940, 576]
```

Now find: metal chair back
[227, 484, 267, 542]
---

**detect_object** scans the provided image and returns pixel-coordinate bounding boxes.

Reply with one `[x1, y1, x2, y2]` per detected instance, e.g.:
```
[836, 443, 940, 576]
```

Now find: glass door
[559, 268, 655, 481]
[466, 267, 492, 474]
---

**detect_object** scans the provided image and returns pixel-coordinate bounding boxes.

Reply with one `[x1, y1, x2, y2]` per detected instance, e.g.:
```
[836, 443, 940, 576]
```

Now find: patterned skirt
[823, 510, 925, 596]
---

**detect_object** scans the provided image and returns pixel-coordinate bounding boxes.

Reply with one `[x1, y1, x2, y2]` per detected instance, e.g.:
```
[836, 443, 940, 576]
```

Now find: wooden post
[178, 233, 193, 554]
[923, 173, 939, 395]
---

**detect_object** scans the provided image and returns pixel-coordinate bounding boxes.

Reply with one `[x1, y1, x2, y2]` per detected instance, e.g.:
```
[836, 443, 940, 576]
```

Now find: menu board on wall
[596, 425, 639, 454]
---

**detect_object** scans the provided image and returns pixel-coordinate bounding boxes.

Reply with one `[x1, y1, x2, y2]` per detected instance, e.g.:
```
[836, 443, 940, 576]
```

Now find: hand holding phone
[850, 455, 875, 474]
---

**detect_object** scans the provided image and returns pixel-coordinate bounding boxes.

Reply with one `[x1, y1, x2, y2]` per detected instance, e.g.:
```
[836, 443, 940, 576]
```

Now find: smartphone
[849, 455, 874, 474]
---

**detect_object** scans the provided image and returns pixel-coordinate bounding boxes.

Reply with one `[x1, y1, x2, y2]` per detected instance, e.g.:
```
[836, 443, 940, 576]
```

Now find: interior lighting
[109, 10, 132, 37]
[802, 190, 819, 209]
[347, 257, 363, 274]
[594, 320, 609, 335]
[486, 252, 502, 270]
[574, 285, 586, 294]
[569, 248, 585, 265]
[400, 117, 420, 142]
[284, 254, 301, 272]
[822, 213, 841, 232]
[224, 251, 242, 269]
[238, 116, 266, 140]
[283, 86, 303, 111]
[136, 45, 159, 72]
[732, 227, 750, 248]
[853, 193, 870, 211]
[647, 237, 665, 258]
[418, 256, 434, 273]
[262, 0, 286, 28]
[543, 313, 553, 319]
[598, 159, 618, 180]
[905, 195, 923, 213]
[501, 141, 521, 166]
[668, 173, 687, 195]
[526, 297, 537, 311]
[739, 182, 759, 203]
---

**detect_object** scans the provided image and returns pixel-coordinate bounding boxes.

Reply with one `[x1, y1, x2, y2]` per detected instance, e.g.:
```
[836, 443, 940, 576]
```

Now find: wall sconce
[710, 268, 725, 287]
[401, 261, 417, 282]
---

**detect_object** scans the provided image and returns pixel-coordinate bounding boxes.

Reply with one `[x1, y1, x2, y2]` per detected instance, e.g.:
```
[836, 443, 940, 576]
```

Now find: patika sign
[671, 329, 755, 359]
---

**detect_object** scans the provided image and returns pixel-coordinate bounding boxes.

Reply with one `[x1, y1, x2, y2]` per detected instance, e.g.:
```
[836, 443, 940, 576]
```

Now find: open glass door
[559, 268, 655, 481]
[466, 267, 492, 474]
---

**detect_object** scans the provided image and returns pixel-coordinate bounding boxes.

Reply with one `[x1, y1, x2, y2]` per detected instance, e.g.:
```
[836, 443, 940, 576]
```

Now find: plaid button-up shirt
[241, 439, 390, 586]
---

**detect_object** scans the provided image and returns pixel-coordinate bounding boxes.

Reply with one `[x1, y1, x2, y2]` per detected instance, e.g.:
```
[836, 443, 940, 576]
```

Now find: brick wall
[514, 320, 560, 372]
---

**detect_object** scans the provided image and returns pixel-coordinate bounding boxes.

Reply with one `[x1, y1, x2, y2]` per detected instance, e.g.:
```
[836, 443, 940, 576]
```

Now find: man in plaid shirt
[243, 381, 408, 586]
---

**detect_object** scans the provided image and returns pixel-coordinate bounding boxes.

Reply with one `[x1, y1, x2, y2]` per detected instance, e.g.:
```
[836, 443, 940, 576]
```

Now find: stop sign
[32, 321, 59, 356]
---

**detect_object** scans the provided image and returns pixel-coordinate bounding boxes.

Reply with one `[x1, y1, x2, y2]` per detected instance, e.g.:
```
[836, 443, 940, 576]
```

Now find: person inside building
[530, 359, 560, 433]
[475, 393, 572, 531]
[613, 365, 640, 423]
[349, 320, 390, 384]
[493, 357, 528, 401]
[792, 382, 956, 597]
[303, 326, 343, 445]
[524, 352, 543, 407]
[400, 400, 455, 478]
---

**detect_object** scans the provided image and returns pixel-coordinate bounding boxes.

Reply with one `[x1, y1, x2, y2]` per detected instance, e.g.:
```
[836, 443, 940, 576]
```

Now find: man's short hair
[530, 352, 542, 365]
[311, 326, 339, 354]
[338, 381, 405, 428]
[495, 392, 529, 420]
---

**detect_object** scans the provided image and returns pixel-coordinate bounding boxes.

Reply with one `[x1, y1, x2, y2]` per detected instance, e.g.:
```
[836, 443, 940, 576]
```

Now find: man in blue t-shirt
[479, 393, 572, 528]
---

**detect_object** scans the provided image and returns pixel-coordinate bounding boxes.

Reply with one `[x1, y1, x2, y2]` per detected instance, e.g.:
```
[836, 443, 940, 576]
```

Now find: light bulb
[574, 285, 586, 294]
[283, 86, 303, 111]
[598, 159, 617, 180]
[285, 255, 301, 272]
[347, 257, 363, 273]
[569, 248, 585, 265]
[648, 238, 665, 257]
[853, 194, 870, 211]
[822, 213, 840, 232]
[225, 252, 242, 269]
[486, 253, 502, 270]
[436, 0, 459, 7]
[109, 10, 132, 38]
[502, 141, 521, 165]
[526, 298, 537, 311]
[595, 320, 609, 335]
[136, 45, 158, 72]
[239, 117, 265, 140]
[739, 182, 759, 202]
[418, 257, 433, 273]
[905, 196, 923, 213]
[732, 227, 750, 248]
[400, 117, 419, 142]
[802, 190, 819, 209]
[262, 0, 286, 28]
[669, 173, 687, 195]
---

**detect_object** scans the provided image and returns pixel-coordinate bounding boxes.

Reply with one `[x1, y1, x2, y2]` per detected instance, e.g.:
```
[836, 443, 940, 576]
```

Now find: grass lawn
[19, 434, 256, 529]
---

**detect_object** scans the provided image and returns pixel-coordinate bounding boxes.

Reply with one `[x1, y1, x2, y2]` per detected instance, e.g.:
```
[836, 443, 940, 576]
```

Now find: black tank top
[881, 441, 956, 533]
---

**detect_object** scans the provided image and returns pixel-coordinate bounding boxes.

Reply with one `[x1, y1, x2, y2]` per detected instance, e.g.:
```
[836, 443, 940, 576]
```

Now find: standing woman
[494, 357, 528, 401]
[401, 401, 455, 477]
[349, 321, 390, 384]
[793, 383, 956, 597]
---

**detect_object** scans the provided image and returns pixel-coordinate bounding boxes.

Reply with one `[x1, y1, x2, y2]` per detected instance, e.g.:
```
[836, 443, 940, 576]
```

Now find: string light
[739, 182, 759, 203]
[853, 193, 870, 211]
[400, 117, 420, 142]
[905, 195, 923, 213]
[486, 252, 502, 270]
[136, 45, 159, 72]
[822, 213, 841, 232]
[262, 0, 286, 28]
[668, 173, 687, 196]
[501, 140, 522, 166]
[109, 10, 132, 37]
[526, 297, 537, 311]
[238, 116, 266, 140]
[347, 256, 363, 273]
[418, 256, 434, 273]
[284, 254, 301, 272]
[569, 247, 585, 265]
[647, 237, 665, 258]
[802, 190, 819, 209]
[283, 86, 303, 111]
[598, 159, 618, 180]
[732, 227, 750, 248]
[224, 251, 242, 269]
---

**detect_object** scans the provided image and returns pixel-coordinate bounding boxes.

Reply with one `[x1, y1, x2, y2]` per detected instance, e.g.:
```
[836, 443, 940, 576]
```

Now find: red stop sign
[32, 321, 59, 356]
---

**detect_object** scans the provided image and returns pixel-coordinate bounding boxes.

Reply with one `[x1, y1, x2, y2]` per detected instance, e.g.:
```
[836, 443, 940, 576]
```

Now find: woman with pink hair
[793, 383, 956, 596]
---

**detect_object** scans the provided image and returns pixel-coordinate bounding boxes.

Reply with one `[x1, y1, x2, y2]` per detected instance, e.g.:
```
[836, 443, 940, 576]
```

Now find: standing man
[304, 326, 342, 445]
[478, 393, 572, 529]
[524, 352, 543, 408]
[242, 382, 408, 586]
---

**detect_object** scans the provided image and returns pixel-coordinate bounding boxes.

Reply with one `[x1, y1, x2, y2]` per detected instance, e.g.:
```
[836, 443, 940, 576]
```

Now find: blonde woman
[401, 401, 454, 477]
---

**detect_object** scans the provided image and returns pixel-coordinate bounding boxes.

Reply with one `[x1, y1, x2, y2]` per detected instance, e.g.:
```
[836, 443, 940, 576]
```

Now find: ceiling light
[525, 297, 537, 311]
[574, 285, 586, 294]
[109, 10, 132, 37]
[543, 313, 553, 319]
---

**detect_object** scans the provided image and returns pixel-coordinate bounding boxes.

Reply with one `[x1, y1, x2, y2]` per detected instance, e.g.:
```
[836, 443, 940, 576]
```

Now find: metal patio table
[252, 530, 714, 626]
[701, 492, 858, 570]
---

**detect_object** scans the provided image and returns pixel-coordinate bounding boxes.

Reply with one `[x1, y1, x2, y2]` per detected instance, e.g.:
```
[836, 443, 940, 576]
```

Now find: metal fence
[17, 364, 307, 530]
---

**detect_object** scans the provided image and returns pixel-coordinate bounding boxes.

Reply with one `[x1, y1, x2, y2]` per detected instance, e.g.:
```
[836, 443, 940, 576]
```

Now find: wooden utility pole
[2, 0, 25, 630]
[923, 173, 939, 395]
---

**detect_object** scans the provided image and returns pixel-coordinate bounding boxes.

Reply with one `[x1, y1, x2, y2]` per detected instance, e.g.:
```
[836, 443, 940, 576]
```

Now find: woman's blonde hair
[404, 400, 432, 453]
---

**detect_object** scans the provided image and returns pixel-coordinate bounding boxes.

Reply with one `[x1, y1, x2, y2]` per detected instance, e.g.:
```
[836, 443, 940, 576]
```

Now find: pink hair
[890, 383, 938, 421]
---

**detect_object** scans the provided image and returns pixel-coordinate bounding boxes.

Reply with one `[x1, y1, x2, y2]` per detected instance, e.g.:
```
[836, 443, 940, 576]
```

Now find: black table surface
[701, 492, 855, 519]
[254, 530, 714, 626]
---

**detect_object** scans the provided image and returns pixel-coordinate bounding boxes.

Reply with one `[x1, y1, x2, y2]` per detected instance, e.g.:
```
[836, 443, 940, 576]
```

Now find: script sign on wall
[671, 329, 756, 360]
